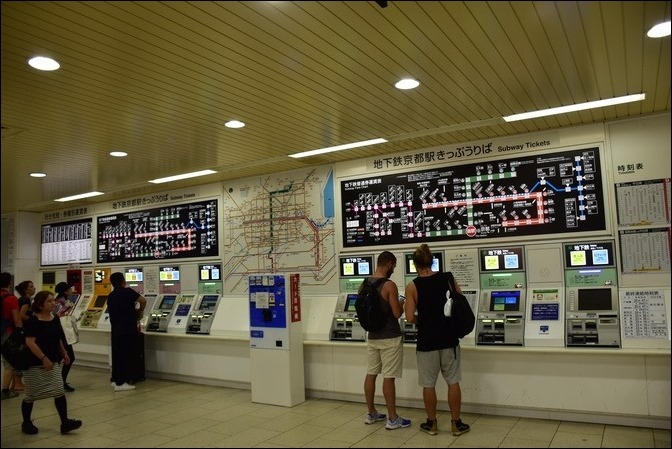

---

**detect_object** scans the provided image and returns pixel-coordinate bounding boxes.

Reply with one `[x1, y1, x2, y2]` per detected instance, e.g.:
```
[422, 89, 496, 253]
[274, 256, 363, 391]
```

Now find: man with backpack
[359, 251, 411, 430]
[404, 244, 471, 437]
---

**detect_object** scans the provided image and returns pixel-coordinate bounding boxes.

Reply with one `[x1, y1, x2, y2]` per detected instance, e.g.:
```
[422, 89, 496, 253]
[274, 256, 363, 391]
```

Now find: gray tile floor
[1, 366, 669, 448]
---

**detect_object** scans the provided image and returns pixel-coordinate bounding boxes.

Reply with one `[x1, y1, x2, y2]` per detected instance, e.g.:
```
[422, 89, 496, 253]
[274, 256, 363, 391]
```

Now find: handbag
[0, 328, 35, 370]
[60, 315, 79, 345]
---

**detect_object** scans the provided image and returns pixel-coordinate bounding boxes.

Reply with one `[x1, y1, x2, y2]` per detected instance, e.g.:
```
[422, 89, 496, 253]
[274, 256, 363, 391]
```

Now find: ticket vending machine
[146, 294, 178, 332]
[564, 240, 621, 347]
[197, 263, 223, 294]
[249, 273, 304, 407]
[167, 293, 196, 334]
[71, 293, 93, 323]
[524, 244, 565, 347]
[139, 293, 157, 331]
[400, 252, 444, 343]
[79, 294, 108, 329]
[78, 267, 111, 329]
[158, 265, 181, 294]
[124, 267, 144, 294]
[97, 267, 145, 331]
[329, 254, 374, 341]
[476, 247, 527, 345]
[187, 294, 222, 334]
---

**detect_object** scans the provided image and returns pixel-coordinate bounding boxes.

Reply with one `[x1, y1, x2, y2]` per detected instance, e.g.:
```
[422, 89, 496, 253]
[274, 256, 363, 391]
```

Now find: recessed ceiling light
[395, 78, 420, 90]
[27, 56, 60, 71]
[225, 120, 245, 128]
[647, 21, 671, 38]
[109, 151, 128, 157]
[30, 172, 47, 178]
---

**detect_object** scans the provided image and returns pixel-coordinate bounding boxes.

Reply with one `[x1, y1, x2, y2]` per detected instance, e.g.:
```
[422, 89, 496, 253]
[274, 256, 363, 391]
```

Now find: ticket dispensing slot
[186, 294, 221, 334]
[330, 293, 366, 341]
[146, 294, 177, 332]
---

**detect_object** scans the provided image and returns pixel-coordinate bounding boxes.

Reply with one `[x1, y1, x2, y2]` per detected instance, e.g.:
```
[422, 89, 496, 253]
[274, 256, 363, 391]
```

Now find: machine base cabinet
[250, 346, 305, 407]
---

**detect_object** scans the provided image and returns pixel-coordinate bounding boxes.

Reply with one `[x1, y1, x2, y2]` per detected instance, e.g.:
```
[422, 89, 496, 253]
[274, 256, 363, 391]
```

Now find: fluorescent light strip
[54, 191, 104, 202]
[503, 93, 646, 122]
[288, 138, 387, 159]
[148, 169, 217, 184]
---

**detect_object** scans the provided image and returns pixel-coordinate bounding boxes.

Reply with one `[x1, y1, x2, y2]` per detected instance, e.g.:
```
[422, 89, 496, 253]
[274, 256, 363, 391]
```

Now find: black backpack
[355, 277, 388, 332]
[445, 272, 475, 339]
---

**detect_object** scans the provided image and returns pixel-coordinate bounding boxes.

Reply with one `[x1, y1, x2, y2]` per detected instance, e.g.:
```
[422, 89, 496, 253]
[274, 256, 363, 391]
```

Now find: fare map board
[97, 199, 218, 262]
[342, 147, 605, 247]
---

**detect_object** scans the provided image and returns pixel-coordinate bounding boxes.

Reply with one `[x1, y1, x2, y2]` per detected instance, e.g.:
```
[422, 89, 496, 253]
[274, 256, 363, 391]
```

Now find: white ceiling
[1, 1, 670, 215]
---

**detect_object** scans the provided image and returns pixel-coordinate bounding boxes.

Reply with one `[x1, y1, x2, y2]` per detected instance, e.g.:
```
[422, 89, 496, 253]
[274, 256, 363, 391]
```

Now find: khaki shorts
[416, 346, 461, 387]
[366, 336, 404, 378]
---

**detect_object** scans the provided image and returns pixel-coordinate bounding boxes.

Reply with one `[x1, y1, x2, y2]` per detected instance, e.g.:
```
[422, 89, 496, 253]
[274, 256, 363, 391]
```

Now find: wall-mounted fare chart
[97, 200, 218, 262]
[341, 147, 606, 247]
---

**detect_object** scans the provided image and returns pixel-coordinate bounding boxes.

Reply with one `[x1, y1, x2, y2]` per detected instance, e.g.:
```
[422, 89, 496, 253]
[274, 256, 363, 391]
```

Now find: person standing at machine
[404, 243, 470, 437]
[107, 272, 146, 391]
[54, 282, 77, 392]
[362, 251, 411, 430]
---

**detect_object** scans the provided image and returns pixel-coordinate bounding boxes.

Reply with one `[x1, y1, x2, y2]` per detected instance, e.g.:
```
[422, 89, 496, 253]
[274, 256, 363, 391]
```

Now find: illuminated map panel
[97, 199, 218, 262]
[342, 147, 606, 247]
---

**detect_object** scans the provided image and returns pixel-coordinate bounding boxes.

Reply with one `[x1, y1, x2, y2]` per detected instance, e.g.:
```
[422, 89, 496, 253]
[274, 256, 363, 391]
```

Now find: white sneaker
[114, 383, 136, 392]
[110, 382, 116, 388]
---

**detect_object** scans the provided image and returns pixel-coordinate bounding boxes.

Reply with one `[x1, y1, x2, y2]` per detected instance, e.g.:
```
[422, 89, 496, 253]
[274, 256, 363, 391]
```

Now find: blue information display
[531, 303, 560, 320]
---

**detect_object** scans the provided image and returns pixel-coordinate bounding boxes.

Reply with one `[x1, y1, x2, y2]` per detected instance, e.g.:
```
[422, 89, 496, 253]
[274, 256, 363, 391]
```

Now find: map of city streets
[341, 147, 606, 247]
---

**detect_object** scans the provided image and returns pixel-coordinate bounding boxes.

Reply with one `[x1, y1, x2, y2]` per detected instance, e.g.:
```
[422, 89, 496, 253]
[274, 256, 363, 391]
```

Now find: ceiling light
[54, 191, 104, 202]
[288, 138, 388, 158]
[30, 172, 47, 178]
[148, 169, 217, 184]
[647, 21, 671, 38]
[395, 78, 420, 90]
[225, 120, 245, 128]
[27, 56, 60, 71]
[109, 151, 127, 157]
[502, 93, 646, 122]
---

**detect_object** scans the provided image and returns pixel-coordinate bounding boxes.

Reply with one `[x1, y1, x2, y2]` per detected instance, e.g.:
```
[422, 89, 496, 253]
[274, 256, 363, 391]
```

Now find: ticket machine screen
[175, 303, 191, 316]
[344, 294, 358, 312]
[199, 295, 219, 311]
[577, 288, 612, 310]
[158, 295, 176, 310]
[489, 291, 521, 312]
[92, 295, 108, 310]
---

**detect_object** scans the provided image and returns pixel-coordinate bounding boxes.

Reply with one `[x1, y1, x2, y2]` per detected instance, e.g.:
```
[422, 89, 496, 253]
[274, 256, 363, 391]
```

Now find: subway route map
[342, 147, 606, 247]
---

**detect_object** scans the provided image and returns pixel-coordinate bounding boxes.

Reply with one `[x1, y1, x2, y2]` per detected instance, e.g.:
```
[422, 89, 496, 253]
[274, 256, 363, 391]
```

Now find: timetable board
[97, 199, 218, 263]
[341, 147, 606, 247]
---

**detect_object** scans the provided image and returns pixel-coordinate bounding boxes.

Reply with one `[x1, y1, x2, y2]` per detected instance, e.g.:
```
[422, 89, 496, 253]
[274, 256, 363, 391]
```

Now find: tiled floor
[1, 366, 669, 448]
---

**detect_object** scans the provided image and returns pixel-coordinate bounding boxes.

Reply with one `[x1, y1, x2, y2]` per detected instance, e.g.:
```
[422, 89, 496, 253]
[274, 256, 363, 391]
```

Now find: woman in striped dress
[20, 290, 82, 435]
